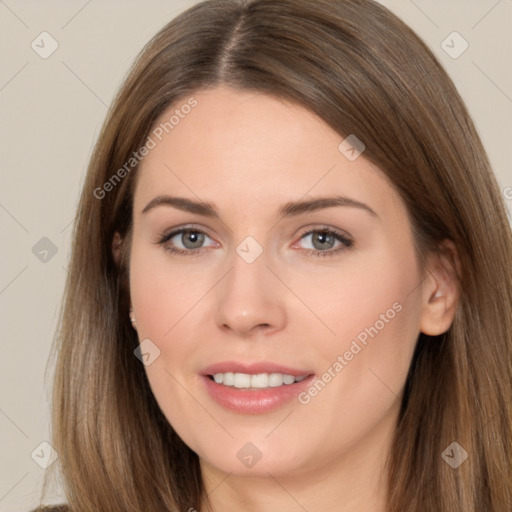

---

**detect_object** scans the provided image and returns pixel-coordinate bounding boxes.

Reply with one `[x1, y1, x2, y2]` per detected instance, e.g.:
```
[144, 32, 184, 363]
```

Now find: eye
[294, 226, 353, 257]
[156, 225, 353, 258]
[157, 227, 217, 256]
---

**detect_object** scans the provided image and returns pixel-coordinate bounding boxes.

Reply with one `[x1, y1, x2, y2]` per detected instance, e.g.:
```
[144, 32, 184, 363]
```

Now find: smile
[209, 372, 308, 389]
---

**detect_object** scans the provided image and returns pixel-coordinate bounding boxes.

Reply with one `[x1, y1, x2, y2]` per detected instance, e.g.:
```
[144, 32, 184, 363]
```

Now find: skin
[117, 85, 459, 512]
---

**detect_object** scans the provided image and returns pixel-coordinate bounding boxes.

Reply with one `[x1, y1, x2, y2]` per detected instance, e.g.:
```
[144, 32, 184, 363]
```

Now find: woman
[35, 0, 512, 510]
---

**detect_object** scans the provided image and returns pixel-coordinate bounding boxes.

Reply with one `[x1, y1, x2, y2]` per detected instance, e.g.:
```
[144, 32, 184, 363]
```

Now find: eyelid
[157, 223, 217, 243]
[294, 224, 352, 241]
[291, 225, 353, 253]
[156, 223, 353, 256]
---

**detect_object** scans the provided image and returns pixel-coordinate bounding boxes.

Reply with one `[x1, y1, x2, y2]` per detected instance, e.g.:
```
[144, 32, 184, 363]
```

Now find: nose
[214, 247, 287, 337]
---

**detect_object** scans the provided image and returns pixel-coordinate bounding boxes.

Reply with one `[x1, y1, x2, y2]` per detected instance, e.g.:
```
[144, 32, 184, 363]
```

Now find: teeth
[251, 373, 269, 388]
[213, 373, 224, 384]
[268, 373, 283, 387]
[282, 374, 295, 385]
[222, 372, 234, 386]
[211, 372, 308, 389]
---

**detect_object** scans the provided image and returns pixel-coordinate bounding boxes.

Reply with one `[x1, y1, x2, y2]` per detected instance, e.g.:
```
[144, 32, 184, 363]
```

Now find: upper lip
[201, 361, 314, 377]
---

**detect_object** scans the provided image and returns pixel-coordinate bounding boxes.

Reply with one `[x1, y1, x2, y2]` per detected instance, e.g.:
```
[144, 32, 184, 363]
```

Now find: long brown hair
[37, 0, 512, 510]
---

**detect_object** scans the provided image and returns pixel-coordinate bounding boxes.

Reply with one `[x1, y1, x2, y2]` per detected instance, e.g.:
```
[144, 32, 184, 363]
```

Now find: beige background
[1, 0, 511, 510]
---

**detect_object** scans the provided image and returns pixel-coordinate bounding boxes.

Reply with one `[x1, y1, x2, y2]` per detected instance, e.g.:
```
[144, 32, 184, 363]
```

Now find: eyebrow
[141, 195, 378, 219]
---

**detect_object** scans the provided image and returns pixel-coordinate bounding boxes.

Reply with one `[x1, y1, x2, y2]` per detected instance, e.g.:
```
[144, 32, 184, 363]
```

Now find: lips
[201, 361, 313, 377]
[200, 361, 315, 414]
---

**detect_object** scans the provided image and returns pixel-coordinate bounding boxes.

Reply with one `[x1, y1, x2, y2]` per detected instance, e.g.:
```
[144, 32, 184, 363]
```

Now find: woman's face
[128, 85, 431, 480]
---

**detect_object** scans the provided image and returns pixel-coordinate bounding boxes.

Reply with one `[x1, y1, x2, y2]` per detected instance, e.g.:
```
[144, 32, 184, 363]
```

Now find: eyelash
[156, 225, 353, 258]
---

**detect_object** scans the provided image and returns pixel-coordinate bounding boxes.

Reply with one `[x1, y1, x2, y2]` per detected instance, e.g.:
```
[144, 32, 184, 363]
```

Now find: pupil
[183, 231, 204, 249]
[313, 231, 334, 250]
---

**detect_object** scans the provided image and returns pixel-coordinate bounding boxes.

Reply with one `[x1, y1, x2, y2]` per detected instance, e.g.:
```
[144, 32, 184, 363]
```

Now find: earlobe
[419, 240, 461, 336]
[129, 308, 137, 330]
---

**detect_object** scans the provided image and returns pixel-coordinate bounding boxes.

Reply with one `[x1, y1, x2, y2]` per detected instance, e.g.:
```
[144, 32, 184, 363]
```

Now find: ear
[112, 232, 123, 266]
[419, 240, 461, 336]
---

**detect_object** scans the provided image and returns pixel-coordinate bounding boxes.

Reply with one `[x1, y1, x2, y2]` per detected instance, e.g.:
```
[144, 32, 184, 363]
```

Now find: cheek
[128, 241, 206, 442]
[284, 246, 422, 461]
[129, 240, 200, 339]
[292, 237, 420, 352]
[302, 236, 423, 417]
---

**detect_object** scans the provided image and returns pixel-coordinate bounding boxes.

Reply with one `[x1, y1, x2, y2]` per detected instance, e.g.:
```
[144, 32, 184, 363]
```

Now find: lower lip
[201, 374, 315, 414]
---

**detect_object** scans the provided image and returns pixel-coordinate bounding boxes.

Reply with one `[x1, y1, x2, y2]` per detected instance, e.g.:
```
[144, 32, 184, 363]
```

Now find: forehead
[133, 86, 402, 219]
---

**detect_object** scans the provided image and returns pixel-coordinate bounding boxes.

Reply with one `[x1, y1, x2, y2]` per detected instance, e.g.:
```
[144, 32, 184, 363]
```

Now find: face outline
[121, 85, 457, 499]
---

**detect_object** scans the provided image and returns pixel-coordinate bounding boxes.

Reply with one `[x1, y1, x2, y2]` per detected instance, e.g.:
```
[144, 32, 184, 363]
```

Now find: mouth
[200, 361, 315, 414]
